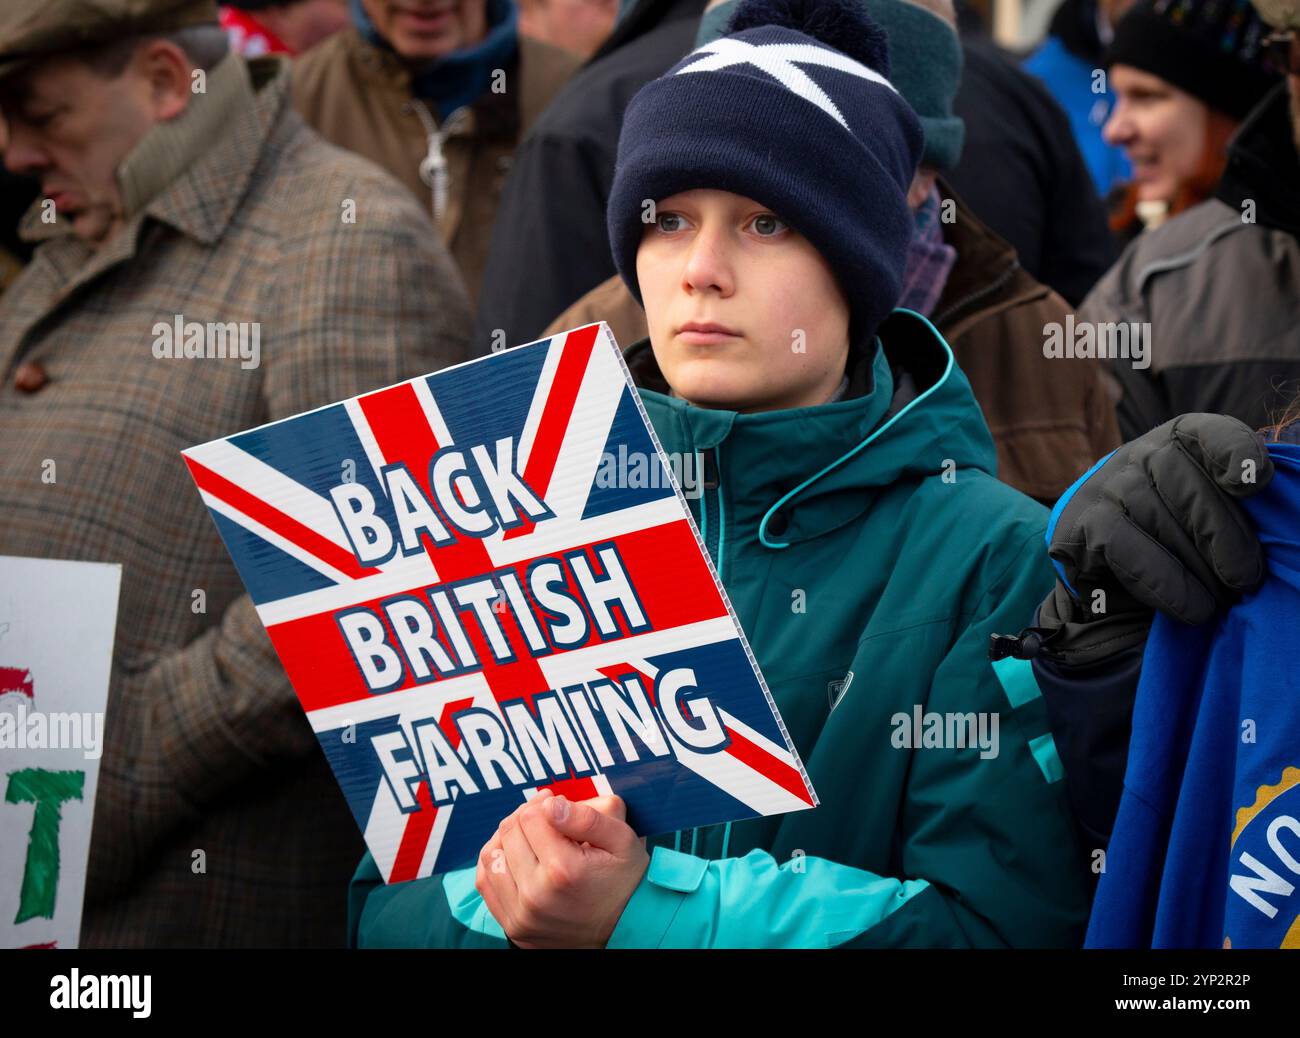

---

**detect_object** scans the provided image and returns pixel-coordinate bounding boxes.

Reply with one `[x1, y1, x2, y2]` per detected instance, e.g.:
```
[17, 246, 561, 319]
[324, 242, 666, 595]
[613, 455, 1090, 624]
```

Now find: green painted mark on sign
[5, 768, 84, 923]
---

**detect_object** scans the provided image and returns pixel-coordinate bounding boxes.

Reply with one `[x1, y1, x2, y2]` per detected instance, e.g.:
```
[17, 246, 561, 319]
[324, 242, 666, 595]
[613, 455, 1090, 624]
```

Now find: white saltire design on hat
[675, 37, 899, 130]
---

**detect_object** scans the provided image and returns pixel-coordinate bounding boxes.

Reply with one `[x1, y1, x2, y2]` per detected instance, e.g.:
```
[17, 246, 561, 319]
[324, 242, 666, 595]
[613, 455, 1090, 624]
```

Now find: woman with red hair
[1102, 0, 1281, 242]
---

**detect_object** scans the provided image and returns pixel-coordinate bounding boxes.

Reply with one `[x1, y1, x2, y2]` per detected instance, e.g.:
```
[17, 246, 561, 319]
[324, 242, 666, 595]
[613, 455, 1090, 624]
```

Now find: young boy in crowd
[349, 0, 1094, 948]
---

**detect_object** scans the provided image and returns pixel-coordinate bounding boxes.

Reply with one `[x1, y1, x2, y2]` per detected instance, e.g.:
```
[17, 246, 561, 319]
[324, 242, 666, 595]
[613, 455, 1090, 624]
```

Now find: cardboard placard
[183, 323, 816, 882]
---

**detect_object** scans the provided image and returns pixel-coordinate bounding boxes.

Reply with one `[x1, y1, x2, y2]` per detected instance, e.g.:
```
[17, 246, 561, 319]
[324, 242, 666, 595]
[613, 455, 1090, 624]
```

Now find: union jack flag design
[182, 323, 817, 882]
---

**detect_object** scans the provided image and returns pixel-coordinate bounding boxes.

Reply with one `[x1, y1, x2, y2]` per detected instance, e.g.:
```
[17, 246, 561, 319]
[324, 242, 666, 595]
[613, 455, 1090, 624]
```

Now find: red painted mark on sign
[0, 667, 34, 701]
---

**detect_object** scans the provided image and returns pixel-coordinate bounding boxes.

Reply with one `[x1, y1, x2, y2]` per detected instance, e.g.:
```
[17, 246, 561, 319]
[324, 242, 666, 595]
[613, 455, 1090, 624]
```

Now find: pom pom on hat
[725, 0, 892, 77]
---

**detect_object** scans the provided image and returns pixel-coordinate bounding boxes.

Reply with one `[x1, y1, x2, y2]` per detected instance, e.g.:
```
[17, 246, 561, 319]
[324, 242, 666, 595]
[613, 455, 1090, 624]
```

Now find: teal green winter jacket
[346, 310, 1093, 948]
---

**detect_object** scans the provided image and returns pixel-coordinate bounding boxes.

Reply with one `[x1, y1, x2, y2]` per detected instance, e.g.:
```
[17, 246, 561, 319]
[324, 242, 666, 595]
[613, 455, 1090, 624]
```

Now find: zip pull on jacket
[414, 103, 473, 225]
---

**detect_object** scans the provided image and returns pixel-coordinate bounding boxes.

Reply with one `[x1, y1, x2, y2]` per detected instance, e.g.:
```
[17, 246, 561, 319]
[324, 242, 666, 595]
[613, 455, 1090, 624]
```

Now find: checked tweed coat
[0, 55, 471, 946]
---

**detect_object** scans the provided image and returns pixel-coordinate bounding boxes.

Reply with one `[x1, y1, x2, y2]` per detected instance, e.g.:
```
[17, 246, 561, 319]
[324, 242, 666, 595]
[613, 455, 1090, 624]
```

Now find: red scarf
[219, 6, 293, 56]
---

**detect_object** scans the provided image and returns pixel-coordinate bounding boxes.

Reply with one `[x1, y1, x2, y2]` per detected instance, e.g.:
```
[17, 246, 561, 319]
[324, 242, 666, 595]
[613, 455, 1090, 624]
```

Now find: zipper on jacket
[685, 446, 724, 864]
[412, 102, 471, 224]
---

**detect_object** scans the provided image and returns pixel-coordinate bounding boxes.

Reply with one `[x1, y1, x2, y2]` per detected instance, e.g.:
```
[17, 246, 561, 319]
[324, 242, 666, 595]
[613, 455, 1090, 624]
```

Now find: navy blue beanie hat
[606, 0, 925, 349]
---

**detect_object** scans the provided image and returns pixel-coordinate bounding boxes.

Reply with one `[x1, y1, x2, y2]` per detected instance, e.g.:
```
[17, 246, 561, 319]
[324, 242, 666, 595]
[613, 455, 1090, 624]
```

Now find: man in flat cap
[0, 0, 472, 947]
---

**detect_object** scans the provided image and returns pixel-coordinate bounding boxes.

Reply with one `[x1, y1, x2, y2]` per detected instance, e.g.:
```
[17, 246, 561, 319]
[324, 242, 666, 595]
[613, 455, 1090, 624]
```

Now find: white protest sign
[0, 556, 121, 949]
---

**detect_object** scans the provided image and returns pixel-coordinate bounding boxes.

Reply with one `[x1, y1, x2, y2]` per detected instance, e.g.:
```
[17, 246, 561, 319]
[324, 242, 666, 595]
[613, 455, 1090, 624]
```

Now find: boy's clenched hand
[475, 789, 649, 948]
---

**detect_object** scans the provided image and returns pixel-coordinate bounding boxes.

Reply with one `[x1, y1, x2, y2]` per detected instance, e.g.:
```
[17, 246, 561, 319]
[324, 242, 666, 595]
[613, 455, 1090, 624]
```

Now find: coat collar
[626, 333, 894, 544]
[932, 180, 1047, 333]
[145, 55, 287, 246]
[337, 25, 566, 141]
[350, 0, 519, 123]
[621, 310, 991, 548]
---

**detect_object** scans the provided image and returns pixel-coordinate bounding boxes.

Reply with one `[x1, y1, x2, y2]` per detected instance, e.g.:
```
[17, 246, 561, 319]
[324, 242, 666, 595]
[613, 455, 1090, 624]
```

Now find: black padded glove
[1045, 413, 1273, 644]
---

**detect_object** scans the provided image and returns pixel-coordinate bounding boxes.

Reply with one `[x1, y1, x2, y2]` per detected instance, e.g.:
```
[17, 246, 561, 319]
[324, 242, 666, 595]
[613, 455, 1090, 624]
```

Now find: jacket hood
[1216, 83, 1300, 239]
[627, 308, 997, 547]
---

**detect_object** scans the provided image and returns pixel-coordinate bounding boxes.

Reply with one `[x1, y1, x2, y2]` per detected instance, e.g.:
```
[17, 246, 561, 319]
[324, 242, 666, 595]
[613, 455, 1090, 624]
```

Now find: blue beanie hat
[607, 0, 925, 348]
